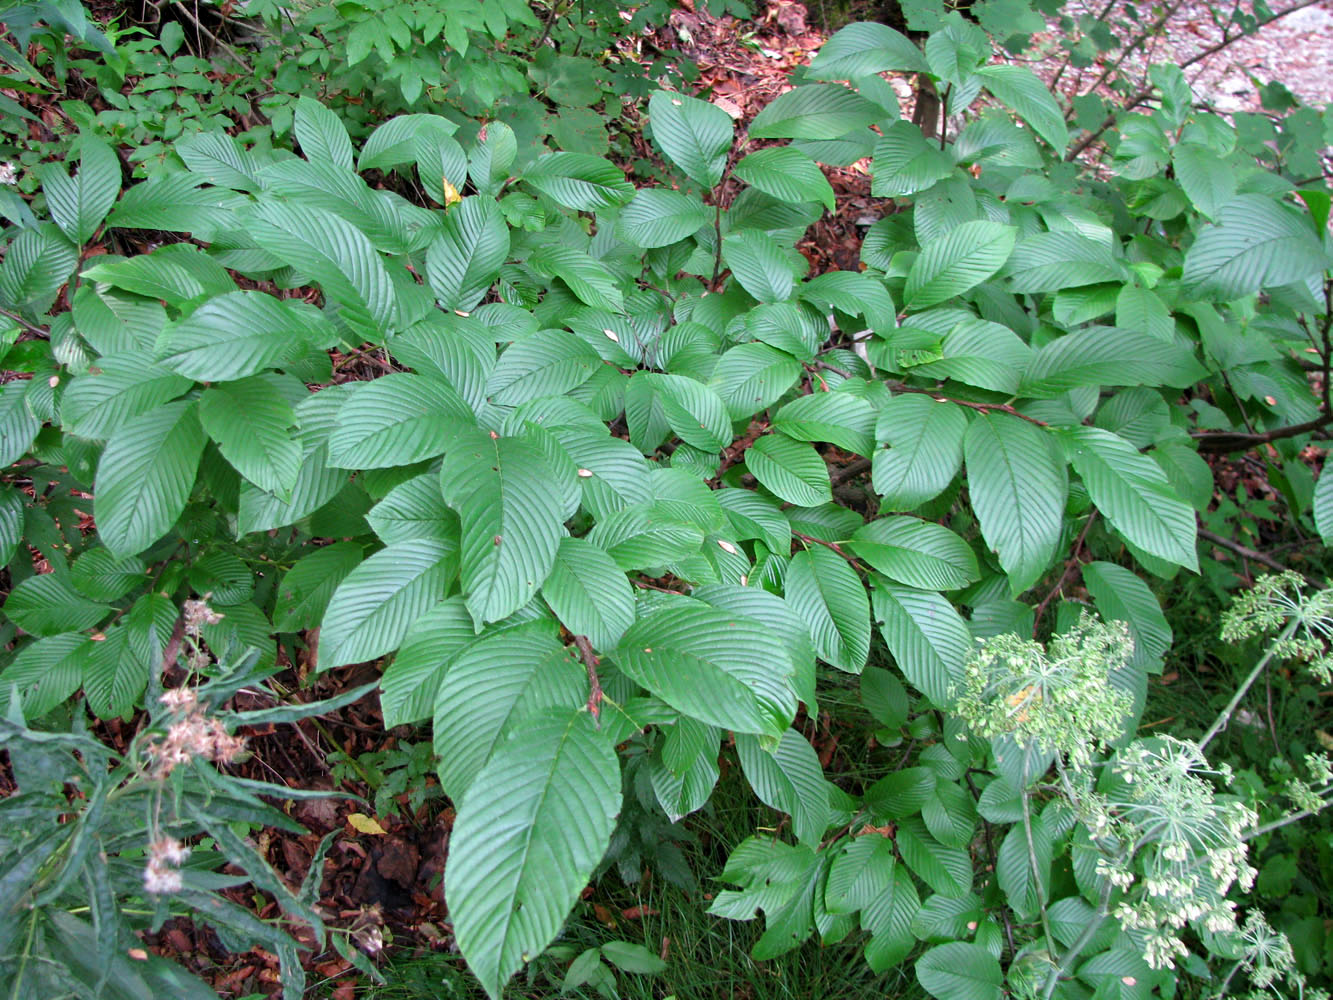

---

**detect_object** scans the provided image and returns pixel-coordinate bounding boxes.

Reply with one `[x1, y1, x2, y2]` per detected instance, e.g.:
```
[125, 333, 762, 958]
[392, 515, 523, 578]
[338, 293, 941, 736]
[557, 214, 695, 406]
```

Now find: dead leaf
[347, 813, 387, 836]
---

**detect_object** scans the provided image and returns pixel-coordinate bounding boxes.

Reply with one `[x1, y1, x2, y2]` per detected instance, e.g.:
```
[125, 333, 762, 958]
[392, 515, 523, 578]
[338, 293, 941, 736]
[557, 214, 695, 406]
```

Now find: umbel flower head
[1105, 736, 1259, 971]
[953, 613, 1134, 766]
[1220, 571, 1333, 682]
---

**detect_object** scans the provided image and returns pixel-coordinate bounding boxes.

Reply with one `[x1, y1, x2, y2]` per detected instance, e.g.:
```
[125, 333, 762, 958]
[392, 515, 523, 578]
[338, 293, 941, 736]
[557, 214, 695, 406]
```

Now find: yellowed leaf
[442, 177, 462, 207]
[348, 812, 386, 835]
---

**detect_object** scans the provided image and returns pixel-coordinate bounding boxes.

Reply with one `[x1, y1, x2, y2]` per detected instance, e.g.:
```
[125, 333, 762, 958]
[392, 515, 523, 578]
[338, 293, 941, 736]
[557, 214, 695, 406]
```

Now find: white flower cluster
[1221, 572, 1333, 683]
[142, 837, 189, 895]
[953, 613, 1134, 767]
[1097, 738, 1258, 970]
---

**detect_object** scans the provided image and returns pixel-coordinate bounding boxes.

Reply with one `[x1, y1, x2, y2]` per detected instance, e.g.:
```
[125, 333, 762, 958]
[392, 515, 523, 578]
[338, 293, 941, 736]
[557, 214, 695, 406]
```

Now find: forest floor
[8, 0, 1333, 996]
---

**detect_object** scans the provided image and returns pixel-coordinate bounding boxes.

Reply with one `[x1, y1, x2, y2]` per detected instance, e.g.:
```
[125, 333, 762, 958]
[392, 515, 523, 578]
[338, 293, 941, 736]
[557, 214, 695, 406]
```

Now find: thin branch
[830, 456, 872, 487]
[169, 0, 253, 72]
[1032, 510, 1098, 637]
[1199, 617, 1299, 752]
[1196, 526, 1321, 585]
[0, 308, 49, 339]
[889, 384, 1049, 427]
[1192, 413, 1333, 453]
[572, 635, 603, 725]
[791, 530, 870, 574]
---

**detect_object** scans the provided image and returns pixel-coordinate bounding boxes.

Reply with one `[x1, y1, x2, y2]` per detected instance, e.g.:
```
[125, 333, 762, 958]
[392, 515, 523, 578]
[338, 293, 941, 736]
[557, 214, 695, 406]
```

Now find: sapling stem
[1199, 618, 1300, 753]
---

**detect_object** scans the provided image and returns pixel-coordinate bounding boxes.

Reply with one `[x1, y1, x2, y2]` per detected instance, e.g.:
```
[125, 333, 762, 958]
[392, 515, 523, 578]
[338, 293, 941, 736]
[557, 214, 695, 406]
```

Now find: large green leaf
[377, 598, 478, 728]
[528, 244, 624, 312]
[0, 633, 94, 719]
[42, 133, 120, 245]
[774, 391, 876, 458]
[1060, 426, 1198, 571]
[647, 90, 734, 188]
[904, 221, 1016, 310]
[4, 573, 111, 637]
[871, 122, 955, 198]
[587, 507, 706, 570]
[639, 373, 732, 452]
[911, 318, 1032, 395]
[434, 625, 586, 801]
[541, 536, 635, 650]
[1006, 231, 1129, 292]
[446, 709, 620, 1000]
[916, 942, 1003, 1000]
[1172, 142, 1235, 221]
[1082, 561, 1171, 672]
[0, 223, 77, 315]
[807, 21, 929, 77]
[198, 375, 303, 498]
[94, 401, 206, 558]
[825, 835, 897, 914]
[440, 430, 571, 626]
[850, 517, 979, 591]
[521, 152, 634, 210]
[609, 597, 798, 737]
[615, 187, 710, 248]
[294, 96, 354, 170]
[976, 65, 1067, 153]
[873, 395, 968, 511]
[318, 539, 458, 669]
[58, 355, 189, 442]
[155, 291, 336, 382]
[1315, 466, 1333, 546]
[1021, 326, 1206, 396]
[426, 196, 509, 312]
[735, 148, 835, 212]
[1182, 193, 1329, 298]
[785, 547, 870, 673]
[327, 374, 473, 469]
[963, 413, 1065, 595]
[751, 85, 883, 141]
[736, 729, 831, 846]
[723, 230, 796, 303]
[872, 583, 970, 706]
[710, 342, 803, 420]
[487, 329, 601, 406]
[747, 434, 833, 507]
[366, 474, 459, 545]
[273, 542, 364, 633]
[244, 201, 399, 338]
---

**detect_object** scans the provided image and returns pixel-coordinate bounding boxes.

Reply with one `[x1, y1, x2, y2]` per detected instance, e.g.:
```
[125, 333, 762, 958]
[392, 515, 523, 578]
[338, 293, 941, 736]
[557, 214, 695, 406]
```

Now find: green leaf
[1172, 142, 1235, 221]
[294, 96, 355, 171]
[896, 819, 972, 897]
[528, 244, 624, 312]
[735, 148, 835, 213]
[1021, 326, 1207, 396]
[600, 941, 667, 976]
[378, 597, 477, 728]
[873, 395, 968, 511]
[1082, 561, 1171, 672]
[0, 381, 41, 467]
[905, 221, 1016, 310]
[871, 122, 955, 198]
[358, 114, 458, 172]
[736, 729, 831, 846]
[1006, 231, 1129, 292]
[1061, 427, 1198, 571]
[434, 624, 586, 800]
[440, 430, 570, 626]
[850, 517, 980, 591]
[0, 486, 25, 564]
[825, 835, 897, 913]
[245, 201, 399, 339]
[0, 224, 77, 314]
[615, 188, 711, 248]
[273, 542, 363, 633]
[871, 583, 970, 706]
[327, 374, 473, 470]
[4, 573, 111, 636]
[723, 230, 796, 303]
[747, 434, 833, 507]
[863, 865, 920, 971]
[1182, 193, 1329, 298]
[367, 474, 459, 545]
[911, 318, 1032, 395]
[426, 197, 509, 312]
[807, 21, 929, 77]
[609, 596, 798, 738]
[542, 536, 635, 650]
[588, 507, 705, 570]
[318, 539, 458, 669]
[487, 329, 601, 406]
[976, 65, 1067, 153]
[751, 85, 883, 141]
[177, 129, 264, 191]
[70, 547, 144, 604]
[0, 633, 93, 719]
[773, 391, 876, 457]
[94, 400, 206, 558]
[1114, 284, 1174, 342]
[155, 291, 336, 382]
[786, 547, 870, 673]
[1315, 465, 1333, 546]
[640, 373, 731, 453]
[106, 173, 243, 235]
[647, 90, 734, 188]
[198, 375, 302, 497]
[710, 342, 803, 420]
[963, 413, 1065, 595]
[916, 942, 1003, 1000]
[42, 133, 120, 245]
[521, 152, 634, 211]
[446, 709, 620, 1000]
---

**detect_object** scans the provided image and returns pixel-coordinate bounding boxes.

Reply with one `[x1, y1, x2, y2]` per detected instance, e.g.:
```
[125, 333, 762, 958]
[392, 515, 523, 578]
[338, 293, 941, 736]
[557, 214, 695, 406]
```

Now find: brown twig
[1192, 414, 1333, 453]
[889, 384, 1050, 427]
[791, 529, 870, 574]
[1196, 526, 1320, 585]
[830, 455, 872, 487]
[0, 307, 49, 339]
[1032, 510, 1098, 637]
[572, 635, 603, 725]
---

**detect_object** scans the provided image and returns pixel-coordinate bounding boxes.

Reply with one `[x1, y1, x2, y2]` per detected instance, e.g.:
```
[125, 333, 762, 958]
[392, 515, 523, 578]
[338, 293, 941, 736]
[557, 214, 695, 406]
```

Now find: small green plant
[328, 738, 444, 819]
